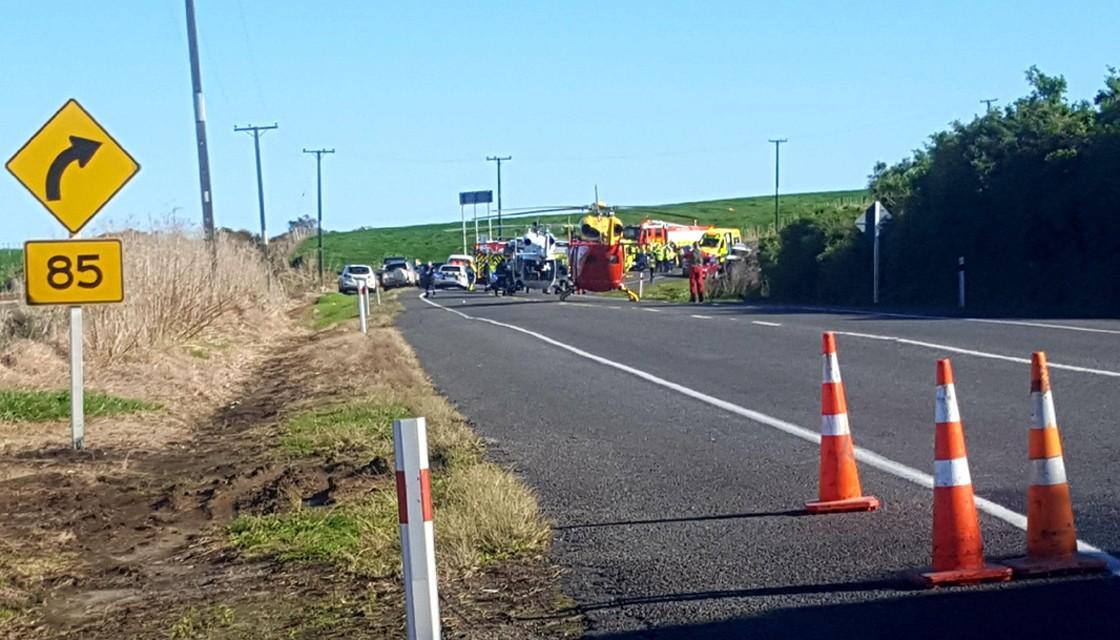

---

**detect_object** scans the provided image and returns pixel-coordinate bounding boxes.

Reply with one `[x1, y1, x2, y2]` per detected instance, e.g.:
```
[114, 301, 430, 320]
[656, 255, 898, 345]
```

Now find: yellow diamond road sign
[6, 99, 140, 234]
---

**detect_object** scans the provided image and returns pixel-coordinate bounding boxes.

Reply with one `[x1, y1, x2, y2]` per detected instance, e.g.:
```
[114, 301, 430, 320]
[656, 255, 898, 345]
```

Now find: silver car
[338, 264, 375, 294]
[380, 261, 417, 289]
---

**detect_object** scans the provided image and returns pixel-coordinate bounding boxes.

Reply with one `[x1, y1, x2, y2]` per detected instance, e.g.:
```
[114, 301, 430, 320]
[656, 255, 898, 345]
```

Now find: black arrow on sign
[45, 136, 102, 201]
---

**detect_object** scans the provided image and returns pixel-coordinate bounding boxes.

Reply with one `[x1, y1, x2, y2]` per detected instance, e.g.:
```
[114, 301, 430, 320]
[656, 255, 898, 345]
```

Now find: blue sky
[1, 1, 1116, 245]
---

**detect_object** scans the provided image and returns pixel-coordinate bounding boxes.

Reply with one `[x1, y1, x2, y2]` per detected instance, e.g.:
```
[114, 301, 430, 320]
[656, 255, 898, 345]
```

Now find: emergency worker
[688, 260, 705, 303]
[421, 262, 436, 298]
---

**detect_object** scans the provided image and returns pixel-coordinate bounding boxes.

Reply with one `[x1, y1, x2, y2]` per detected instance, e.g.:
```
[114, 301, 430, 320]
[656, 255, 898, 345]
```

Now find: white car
[338, 264, 375, 294]
[434, 264, 470, 290]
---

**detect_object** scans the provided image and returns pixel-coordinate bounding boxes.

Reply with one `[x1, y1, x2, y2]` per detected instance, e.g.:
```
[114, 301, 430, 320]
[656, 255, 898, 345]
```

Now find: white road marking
[607, 305, 622, 310]
[965, 318, 1120, 335]
[752, 320, 782, 327]
[690, 314, 712, 320]
[746, 303, 1120, 336]
[419, 294, 1120, 574]
[835, 330, 1120, 378]
[642, 308, 662, 313]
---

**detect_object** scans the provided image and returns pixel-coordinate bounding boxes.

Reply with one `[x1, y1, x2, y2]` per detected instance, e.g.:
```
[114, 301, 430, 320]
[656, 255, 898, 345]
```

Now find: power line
[234, 123, 278, 247]
[768, 139, 788, 231]
[184, 0, 215, 244]
[303, 148, 335, 286]
[235, 0, 270, 114]
[486, 155, 512, 238]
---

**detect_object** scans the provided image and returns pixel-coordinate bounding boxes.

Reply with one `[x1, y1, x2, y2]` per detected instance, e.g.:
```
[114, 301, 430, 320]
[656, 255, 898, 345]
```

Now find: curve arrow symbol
[45, 136, 102, 201]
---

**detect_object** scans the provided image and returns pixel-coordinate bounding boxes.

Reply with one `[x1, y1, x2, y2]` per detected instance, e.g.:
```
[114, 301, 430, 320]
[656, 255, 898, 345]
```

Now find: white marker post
[393, 417, 441, 640]
[375, 280, 382, 306]
[638, 272, 644, 298]
[358, 282, 368, 334]
[958, 256, 966, 309]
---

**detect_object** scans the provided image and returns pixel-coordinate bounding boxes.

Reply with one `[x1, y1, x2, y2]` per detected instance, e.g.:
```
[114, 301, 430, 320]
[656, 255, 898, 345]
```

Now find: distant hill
[297, 189, 870, 269]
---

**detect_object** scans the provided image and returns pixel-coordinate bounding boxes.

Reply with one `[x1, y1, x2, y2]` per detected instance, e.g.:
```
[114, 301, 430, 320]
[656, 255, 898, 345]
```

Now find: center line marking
[752, 320, 782, 327]
[418, 294, 1120, 574]
[690, 314, 712, 319]
[642, 308, 662, 313]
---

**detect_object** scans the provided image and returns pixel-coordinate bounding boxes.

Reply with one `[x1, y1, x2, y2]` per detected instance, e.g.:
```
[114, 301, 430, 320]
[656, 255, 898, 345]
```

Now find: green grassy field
[0, 249, 21, 289]
[296, 189, 869, 268]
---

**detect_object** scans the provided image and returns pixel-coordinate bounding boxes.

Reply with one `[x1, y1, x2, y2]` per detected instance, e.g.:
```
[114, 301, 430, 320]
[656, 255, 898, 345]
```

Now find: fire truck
[622, 220, 710, 249]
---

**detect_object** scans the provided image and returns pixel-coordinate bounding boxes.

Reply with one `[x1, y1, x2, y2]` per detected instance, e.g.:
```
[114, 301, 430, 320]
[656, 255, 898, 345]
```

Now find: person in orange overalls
[688, 260, 706, 304]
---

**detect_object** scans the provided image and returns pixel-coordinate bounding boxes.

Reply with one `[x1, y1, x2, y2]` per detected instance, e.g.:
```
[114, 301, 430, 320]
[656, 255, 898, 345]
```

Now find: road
[398, 289, 1120, 639]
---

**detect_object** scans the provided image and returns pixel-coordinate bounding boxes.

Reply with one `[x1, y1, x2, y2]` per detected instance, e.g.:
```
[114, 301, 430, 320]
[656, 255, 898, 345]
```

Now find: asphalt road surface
[398, 288, 1120, 639]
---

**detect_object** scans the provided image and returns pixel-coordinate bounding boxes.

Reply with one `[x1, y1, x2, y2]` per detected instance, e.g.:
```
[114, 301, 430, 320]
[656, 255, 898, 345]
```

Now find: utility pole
[303, 148, 335, 286]
[980, 98, 999, 113]
[768, 139, 788, 231]
[234, 123, 278, 246]
[185, 0, 215, 243]
[486, 155, 511, 238]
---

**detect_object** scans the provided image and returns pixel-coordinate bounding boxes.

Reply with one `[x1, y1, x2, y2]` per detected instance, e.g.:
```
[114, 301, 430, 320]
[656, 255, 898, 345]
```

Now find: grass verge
[605, 277, 696, 303]
[280, 401, 411, 460]
[229, 491, 400, 577]
[232, 294, 551, 582]
[308, 290, 403, 330]
[0, 389, 159, 422]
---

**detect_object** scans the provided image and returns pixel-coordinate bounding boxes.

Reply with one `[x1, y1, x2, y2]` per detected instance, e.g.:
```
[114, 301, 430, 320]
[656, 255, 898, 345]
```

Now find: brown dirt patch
[0, 306, 583, 639]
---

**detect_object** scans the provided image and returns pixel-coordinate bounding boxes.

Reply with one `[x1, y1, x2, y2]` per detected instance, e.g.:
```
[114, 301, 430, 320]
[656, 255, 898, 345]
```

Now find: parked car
[338, 264, 375, 294]
[380, 260, 417, 289]
[433, 263, 470, 290]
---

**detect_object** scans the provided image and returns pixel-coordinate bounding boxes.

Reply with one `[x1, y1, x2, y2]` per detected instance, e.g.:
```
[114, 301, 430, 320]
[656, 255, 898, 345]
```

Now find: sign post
[6, 99, 137, 449]
[459, 190, 493, 245]
[855, 201, 892, 305]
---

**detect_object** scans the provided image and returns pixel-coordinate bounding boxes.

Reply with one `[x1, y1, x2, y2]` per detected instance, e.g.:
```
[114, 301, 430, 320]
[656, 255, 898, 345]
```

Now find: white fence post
[393, 417, 440, 640]
[358, 283, 368, 333]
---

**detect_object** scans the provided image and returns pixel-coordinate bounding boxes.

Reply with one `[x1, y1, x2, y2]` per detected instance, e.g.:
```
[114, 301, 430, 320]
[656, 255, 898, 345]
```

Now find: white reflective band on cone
[822, 354, 842, 383]
[1031, 390, 1058, 430]
[934, 457, 972, 487]
[820, 412, 850, 436]
[935, 384, 961, 424]
[1029, 456, 1068, 486]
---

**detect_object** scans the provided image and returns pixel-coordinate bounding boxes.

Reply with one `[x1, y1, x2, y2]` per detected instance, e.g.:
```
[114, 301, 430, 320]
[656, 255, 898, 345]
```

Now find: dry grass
[0, 228, 284, 362]
[437, 462, 551, 572]
[0, 229, 299, 466]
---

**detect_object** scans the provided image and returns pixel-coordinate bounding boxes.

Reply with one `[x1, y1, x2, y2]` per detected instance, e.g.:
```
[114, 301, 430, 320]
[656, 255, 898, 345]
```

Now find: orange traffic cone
[916, 359, 1011, 586]
[805, 333, 880, 514]
[1004, 352, 1106, 577]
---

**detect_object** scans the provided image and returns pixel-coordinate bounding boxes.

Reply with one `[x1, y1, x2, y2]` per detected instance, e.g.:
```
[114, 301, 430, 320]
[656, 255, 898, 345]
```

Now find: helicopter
[490, 223, 570, 296]
[483, 196, 708, 301]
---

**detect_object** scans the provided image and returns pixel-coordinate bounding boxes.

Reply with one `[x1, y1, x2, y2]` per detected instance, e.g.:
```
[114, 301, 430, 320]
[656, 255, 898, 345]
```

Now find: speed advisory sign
[23, 239, 123, 305]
